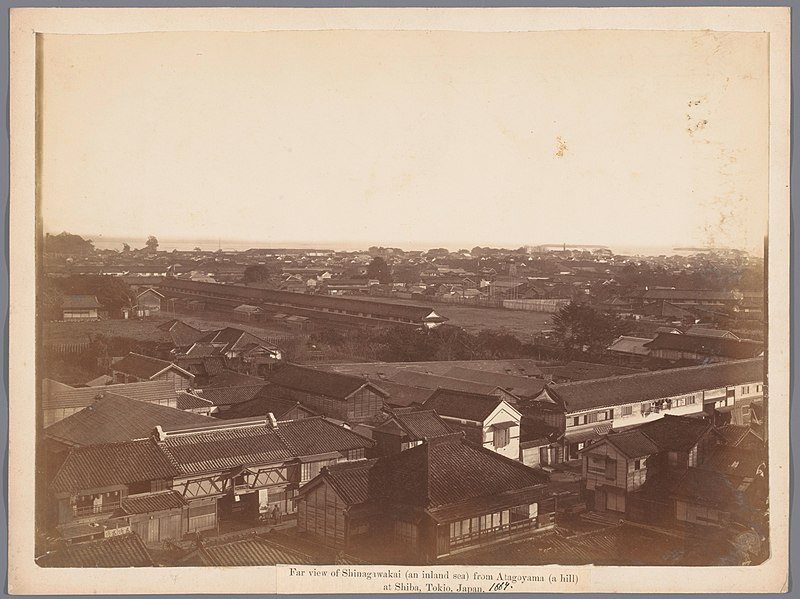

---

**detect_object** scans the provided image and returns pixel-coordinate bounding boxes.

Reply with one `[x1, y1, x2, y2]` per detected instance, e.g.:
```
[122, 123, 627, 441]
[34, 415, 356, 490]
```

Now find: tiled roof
[120, 490, 187, 514]
[698, 445, 765, 478]
[541, 358, 764, 412]
[36, 533, 154, 568]
[180, 536, 314, 566]
[176, 391, 214, 410]
[197, 327, 280, 352]
[44, 393, 214, 446]
[85, 374, 113, 387]
[112, 353, 184, 380]
[184, 342, 226, 357]
[644, 333, 763, 359]
[159, 424, 293, 475]
[314, 359, 543, 379]
[685, 327, 738, 340]
[219, 394, 314, 420]
[196, 384, 270, 407]
[607, 336, 653, 356]
[42, 379, 177, 411]
[634, 415, 713, 452]
[539, 361, 643, 382]
[391, 370, 504, 397]
[322, 459, 378, 505]
[670, 468, 746, 509]
[160, 279, 446, 323]
[423, 388, 505, 422]
[716, 424, 762, 447]
[51, 439, 179, 494]
[372, 380, 436, 408]
[234, 304, 262, 313]
[371, 434, 547, 508]
[204, 369, 265, 388]
[442, 367, 546, 399]
[603, 430, 661, 458]
[375, 410, 453, 440]
[277, 417, 374, 456]
[175, 355, 229, 377]
[157, 319, 205, 347]
[643, 289, 741, 302]
[62, 295, 102, 309]
[267, 363, 377, 400]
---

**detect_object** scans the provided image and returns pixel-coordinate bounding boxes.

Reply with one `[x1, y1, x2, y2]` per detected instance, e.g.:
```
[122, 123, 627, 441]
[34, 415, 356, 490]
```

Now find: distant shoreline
[71, 235, 759, 258]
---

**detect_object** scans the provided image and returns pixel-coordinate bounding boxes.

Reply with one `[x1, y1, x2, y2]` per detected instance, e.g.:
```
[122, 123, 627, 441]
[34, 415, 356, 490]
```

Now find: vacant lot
[42, 312, 302, 346]
[351, 296, 554, 340]
[43, 316, 177, 345]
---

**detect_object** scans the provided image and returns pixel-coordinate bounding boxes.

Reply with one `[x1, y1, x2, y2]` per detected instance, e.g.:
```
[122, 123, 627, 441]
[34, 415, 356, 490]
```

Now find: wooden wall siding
[130, 509, 184, 545]
[565, 393, 704, 432]
[43, 407, 84, 428]
[291, 391, 348, 421]
[583, 444, 631, 492]
[347, 387, 383, 422]
[298, 482, 347, 548]
[625, 460, 648, 492]
[676, 500, 729, 527]
[158, 370, 191, 392]
[481, 424, 520, 461]
[187, 498, 217, 532]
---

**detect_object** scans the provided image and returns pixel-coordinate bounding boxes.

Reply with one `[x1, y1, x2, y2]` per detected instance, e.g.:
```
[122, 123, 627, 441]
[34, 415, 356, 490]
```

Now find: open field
[42, 312, 302, 346]
[350, 296, 554, 339]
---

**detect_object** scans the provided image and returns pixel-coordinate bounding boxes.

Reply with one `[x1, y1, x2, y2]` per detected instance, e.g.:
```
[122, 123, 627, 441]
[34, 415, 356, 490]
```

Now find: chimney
[267, 412, 278, 430]
[153, 425, 166, 442]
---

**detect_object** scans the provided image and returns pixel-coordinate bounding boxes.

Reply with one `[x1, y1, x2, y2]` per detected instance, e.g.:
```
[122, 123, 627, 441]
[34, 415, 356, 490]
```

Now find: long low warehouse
[158, 278, 448, 329]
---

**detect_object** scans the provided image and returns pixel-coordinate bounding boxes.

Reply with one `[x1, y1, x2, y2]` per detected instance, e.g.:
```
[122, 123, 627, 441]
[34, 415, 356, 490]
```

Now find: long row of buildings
[38, 339, 767, 565]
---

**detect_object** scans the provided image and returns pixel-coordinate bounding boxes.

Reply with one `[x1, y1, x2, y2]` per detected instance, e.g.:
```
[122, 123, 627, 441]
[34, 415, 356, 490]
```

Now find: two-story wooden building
[527, 358, 764, 464]
[296, 433, 556, 562]
[580, 415, 717, 514]
[372, 409, 453, 456]
[111, 353, 195, 392]
[47, 416, 374, 545]
[422, 389, 523, 462]
[188, 327, 283, 376]
[266, 363, 388, 424]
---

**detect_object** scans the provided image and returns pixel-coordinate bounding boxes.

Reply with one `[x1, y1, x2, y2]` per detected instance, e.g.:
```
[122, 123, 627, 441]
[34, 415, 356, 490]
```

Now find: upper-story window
[493, 428, 510, 449]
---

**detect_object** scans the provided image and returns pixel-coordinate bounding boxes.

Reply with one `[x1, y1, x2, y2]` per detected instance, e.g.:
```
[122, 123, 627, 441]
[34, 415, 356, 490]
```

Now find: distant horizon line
[51, 232, 761, 257]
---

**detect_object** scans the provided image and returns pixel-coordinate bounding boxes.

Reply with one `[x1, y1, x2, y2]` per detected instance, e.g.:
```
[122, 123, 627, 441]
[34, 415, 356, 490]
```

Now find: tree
[44, 232, 95, 255]
[243, 264, 275, 283]
[121, 243, 131, 252]
[145, 235, 159, 252]
[57, 275, 134, 315]
[38, 277, 64, 320]
[366, 257, 392, 284]
[552, 302, 627, 355]
[393, 264, 422, 286]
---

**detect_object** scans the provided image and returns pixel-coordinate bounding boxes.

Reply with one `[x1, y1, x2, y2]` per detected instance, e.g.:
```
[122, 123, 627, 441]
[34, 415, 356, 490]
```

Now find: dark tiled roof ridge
[551, 358, 763, 390]
[458, 436, 550, 481]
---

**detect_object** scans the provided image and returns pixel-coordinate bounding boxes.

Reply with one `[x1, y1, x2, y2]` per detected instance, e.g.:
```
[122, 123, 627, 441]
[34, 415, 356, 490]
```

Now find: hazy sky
[39, 29, 769, 252]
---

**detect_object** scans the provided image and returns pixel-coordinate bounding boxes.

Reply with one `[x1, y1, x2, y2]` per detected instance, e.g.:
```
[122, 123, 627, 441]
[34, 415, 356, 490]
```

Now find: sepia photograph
[8, 6, 791, 595]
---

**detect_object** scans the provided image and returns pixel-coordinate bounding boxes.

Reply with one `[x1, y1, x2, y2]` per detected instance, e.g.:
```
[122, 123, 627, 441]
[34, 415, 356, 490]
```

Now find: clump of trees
[308, 324, 536, 363]
[552, 302, 628, 356]
[243, 264, 278, 284]
[366, 257, 392, 284]
[44, 232, 95, 255]
[38, 275, 135, 320]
